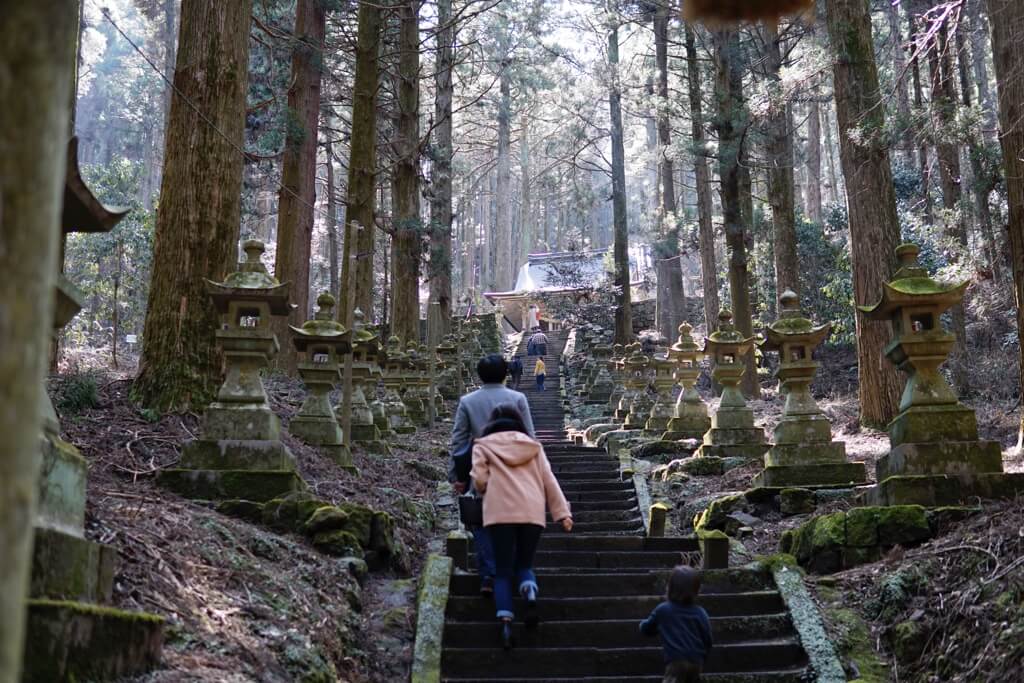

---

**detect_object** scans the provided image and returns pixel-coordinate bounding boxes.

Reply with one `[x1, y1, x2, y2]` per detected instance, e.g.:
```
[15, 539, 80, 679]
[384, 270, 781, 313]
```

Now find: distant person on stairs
[508, 355, 524, 390]
[471, 404, 573, 649]
[528, 328, 549, 357]
[449, 354, 536, 596]
[640, 565, 714, 683]
[534, 357, 546, 391]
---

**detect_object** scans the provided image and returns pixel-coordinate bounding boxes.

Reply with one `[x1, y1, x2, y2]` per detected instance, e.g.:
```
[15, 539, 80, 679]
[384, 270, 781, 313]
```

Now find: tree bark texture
[274, 0, 326, 371]
[763, 30, 800, 302]
[825, 0, 903, 428]
[986, 0, 1024, 447]
[654, 4, 683, 341]
[0, 5, 76, 678]
[908, 5, 934, 223]
[885, 0, 914, 161]
[608, 18, 632, 344]
[713, 29, 759, 398]
[805, 94, 823, 223]
[685, 24, 720, 336]
[326, 134, 340, 301]
[389, 0, 421, 344]
[340, 0, 381, 319]
[518, 119, 532, 271]
[494, 62, 513, 291]
[133, 0, 252, 412]
[428, 0, 454, 346]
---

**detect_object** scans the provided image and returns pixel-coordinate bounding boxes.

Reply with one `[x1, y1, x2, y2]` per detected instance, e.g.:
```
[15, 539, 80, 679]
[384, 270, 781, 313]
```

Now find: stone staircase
[439, 330, 810, 682]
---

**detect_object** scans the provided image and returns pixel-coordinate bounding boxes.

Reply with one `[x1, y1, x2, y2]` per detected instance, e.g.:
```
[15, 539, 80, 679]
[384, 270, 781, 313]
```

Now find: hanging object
[682, 0, 814, 26]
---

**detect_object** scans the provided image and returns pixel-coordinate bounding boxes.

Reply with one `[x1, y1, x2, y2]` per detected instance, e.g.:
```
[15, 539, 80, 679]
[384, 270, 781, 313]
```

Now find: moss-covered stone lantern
[288, 292, 354, 470]
[859, 243, 1021, 505]
[436, 333, 465, 400]
[160, 240, 303, 501]
[645, 353, 678, 435]
[753, 291, 867, 488]
[697, 310, 767, 460]
[382, 336, 416, 434]
[607, 343, 627, 416]
[25, 139, 164, 682]
[623, 343, 653, 430]
[662, 322, 711, 441]
[402, 340, 427, 426]
[347, 308, 390, 452]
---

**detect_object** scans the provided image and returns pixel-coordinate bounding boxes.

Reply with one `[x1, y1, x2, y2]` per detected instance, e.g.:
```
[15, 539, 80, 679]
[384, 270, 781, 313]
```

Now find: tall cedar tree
[608, 8, 632, 344]
[495, 55, 514, 291]
[0, 4, 77, 678]
[274, 0, 327, 371]
[762, 28, 799, 300]
[825, 0, 903, 427]
[340, 2, 381, 319]
[390, 0, 422, 343]
[653, 3, 685, 341]
[132, 0, 253, 411]
[986, 0, 1024, 448]
[685, 23, 720, 336]
[713, 28, 759, 398]
[428, 0, 455, 345]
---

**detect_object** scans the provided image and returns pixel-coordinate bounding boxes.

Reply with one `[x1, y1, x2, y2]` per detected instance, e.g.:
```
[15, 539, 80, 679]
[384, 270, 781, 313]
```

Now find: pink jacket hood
[473, 431, 542, 466]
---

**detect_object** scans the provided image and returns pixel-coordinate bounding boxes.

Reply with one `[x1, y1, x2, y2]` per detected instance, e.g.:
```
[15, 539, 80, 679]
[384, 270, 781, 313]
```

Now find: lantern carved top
[762, 290, 830, 352]
[290, 292, 351, 353]
[351, 308, 378, 345]
[859, 243, 968, 321]
[704, 309, 755, 361]
[207, 240, 291, 315]
[670, 322, 700, 355]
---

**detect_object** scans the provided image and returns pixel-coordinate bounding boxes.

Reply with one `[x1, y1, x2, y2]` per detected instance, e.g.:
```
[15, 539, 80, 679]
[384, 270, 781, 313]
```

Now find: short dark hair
[481, 404, 530, 436]
[666, 566, 701, 606]
[477, 353, 508, 383]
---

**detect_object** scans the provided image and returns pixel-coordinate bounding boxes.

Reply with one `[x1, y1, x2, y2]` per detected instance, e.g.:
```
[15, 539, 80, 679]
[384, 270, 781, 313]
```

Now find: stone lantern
[25, 139, 163, 682]
[697, 310, 767, 460]
[607, 343, 627, 415]
[622, 343, 652, 430]
[859, 243, 1021, 505]
[402, 340, 427, 426]
[436, 333, 465, 400]
[662, 322, 711, 441]
[587, 343, 615, 404]
[160, 240, 303, 500]
[645, 353, 678, 435]
[753, 291, 866, 488]
[382, 336, 416, 434]
[289, 292, 354, 470]
[345, 308, 389, 452]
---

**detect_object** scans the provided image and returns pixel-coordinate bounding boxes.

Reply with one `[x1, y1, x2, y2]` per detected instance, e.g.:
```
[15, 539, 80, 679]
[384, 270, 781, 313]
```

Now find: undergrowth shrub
[55, 371, 100, 415]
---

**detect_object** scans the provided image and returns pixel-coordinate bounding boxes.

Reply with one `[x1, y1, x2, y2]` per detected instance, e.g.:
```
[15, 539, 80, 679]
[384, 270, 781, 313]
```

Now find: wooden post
[340, 222, 360, 449]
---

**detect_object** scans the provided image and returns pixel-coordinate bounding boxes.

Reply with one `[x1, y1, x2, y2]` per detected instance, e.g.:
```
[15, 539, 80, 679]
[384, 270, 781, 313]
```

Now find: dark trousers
[488, 523, 543, 619]
[510, 372, 522, 389]
[663, 659, 701, 683]
[536, 373, 545, 391]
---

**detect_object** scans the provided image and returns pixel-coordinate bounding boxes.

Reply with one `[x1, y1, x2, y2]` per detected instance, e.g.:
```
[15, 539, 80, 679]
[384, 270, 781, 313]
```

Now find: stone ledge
[24, 599, 164, 683]
[753, 461, 868, 489]
[158, 468, 304, 502]
[179, 438, 297, 471]
[31, 527, 116, 603]
[411, 554, 453, 683]
[770, 565, 847, 683]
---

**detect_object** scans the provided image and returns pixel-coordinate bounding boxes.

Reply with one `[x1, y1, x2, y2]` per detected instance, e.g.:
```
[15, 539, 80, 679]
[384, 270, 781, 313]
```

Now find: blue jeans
[471, 525, 495, 579]
[488, 523, 543, 619]
[536, 374, 545, 391]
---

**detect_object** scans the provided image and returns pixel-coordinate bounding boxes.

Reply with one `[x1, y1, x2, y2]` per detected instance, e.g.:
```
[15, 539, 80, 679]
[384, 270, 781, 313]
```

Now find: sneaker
[522, 584, 539, 629]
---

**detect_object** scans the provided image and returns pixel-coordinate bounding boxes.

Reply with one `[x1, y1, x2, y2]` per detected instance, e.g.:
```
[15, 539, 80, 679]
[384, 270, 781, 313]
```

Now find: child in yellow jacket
[534, 357, 546, 391]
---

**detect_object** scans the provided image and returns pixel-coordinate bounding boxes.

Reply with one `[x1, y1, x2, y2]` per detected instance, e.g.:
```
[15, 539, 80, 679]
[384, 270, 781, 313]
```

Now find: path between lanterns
[438, 330, 813, 682]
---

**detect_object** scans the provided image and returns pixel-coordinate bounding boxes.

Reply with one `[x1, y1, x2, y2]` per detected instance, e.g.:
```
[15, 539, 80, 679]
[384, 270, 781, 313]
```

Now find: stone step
[441, 641, 806, 678]
[558, 480, 634, 492]
[443, 614, 793, 647]
[546, 520, 643, 534]
[561, 499, 637, 511]
[550, 468, 623, 480]
[544, 508, 641, 523]
[450, 569, 769, 597]
[443, 673, 808, 683]
[469, 550, 707, 572]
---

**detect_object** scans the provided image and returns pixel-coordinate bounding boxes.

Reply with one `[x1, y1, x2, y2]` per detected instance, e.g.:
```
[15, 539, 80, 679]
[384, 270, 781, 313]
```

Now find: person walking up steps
[508, 355, 524, 390]
[449, 355, 536, 597]
[534, 356, 546, 391]
[472, 404, 572, 650]
[529, 328, 549, 357]
[640, 565, 714, 683]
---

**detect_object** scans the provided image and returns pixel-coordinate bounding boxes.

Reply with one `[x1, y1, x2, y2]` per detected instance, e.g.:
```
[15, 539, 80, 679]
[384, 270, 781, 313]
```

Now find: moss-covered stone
[890, 620, 927, 663]
[780, 487, 816, 516]
[630, 440, 697, 462]
[215, 499, 265, 524]
[30, 527, 115, 603]
[845, 507, 879, 547]
[338, 502, 375, 547]
[301, 506, 350, 536]
[261, 491, 326, 532]
[692, 492, 747, 534]
[312, 530, 361, 557]
[679, 455, 725, 476]
[875, 505, 930, 546]
[403, 459, 446, 481]
[821, 595, 891, 683]
[411, 554, 453, 683]
[158, 468, 304, 502]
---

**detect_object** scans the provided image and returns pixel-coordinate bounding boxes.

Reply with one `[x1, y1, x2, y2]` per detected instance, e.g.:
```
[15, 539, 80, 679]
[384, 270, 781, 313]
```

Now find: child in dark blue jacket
[640, 565, 713, 683]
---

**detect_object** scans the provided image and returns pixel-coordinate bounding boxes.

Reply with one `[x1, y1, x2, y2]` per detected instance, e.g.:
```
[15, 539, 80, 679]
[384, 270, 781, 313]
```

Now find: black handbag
[458, 494, 484, 527]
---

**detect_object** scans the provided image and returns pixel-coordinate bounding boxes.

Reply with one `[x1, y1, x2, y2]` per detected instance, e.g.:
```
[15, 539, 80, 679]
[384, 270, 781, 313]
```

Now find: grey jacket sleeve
[517, 393, 536, 437]
[448, 399, 471, 482]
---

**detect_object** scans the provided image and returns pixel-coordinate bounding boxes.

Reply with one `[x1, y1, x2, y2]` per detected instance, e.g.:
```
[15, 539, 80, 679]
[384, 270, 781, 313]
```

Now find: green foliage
[868, 567, 927, 621]
[796, 207, 854, 344]
[56, 372, 100, 415]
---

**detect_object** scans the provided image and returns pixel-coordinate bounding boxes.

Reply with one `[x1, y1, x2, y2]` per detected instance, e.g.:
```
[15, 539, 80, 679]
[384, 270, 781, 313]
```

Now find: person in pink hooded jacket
[472, 404, 573, 649]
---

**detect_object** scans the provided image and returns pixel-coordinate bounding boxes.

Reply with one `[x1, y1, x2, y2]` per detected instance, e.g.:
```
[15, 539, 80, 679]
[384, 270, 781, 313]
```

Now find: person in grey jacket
[449, 354, 536, 595]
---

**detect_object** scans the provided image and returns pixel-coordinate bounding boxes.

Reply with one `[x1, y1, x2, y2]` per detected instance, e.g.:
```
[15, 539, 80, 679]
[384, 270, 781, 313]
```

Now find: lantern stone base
[888, 405, 979, 447]
[158, 468, 304, 502]
[862, 471, 1024, 506]
[37, 435, 88, 535]
[201, 404, 282, 441]
[31, 527, 116, 604]
[753, 461, 868, 489]
[587, 387, 613, 404]
[697, 406, 767, 460]
[662, 415, 711, 442]
[319, 444, 357, 473]
[179, 438, 297, 471]
[697, 442, 769, 460]
[644, 415, 672, 435]
[289, 414, 345, 447]
[24, 599, 164, 683]
[876, 440, 1003, 480]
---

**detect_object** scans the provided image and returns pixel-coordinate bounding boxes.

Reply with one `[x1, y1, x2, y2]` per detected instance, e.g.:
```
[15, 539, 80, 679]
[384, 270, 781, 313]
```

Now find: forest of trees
[23, 0, 1024, 435]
